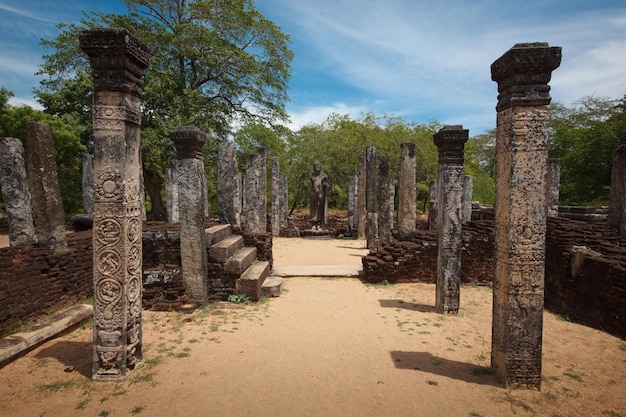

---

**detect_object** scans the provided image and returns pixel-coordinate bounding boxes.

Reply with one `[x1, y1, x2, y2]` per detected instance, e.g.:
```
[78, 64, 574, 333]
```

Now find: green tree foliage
[35, 0, 293, 219]
[549, 95, 626, 206]
[0, 90, 86, 214]
[283, 113, 441, 211]
[464, 129, 496, 205]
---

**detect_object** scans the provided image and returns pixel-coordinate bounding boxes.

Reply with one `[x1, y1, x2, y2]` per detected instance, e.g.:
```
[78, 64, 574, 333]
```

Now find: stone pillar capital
[491, 42, 562, 111]
[433, 125, 469, 165]
[79, 28, 151, 95]
[171, 126, 207, 160]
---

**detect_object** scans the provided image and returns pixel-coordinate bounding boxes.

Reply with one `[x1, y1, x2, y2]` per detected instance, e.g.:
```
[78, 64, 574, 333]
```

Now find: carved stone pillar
[462, 175, 473, 224]
[217, 141, 241, 228]
[378, 155, 393, 243]
[398, 143, 417, 237]
[491, 42, 561, 389]
[271, 156, 282, 236]
[546, 158, 560, 218]
[82, 153, 94, 215]
[171, 126, 208, 305]
[434, 125, 468, 314]
[357, 155, 367, 238]
[80, 28, 150, 381]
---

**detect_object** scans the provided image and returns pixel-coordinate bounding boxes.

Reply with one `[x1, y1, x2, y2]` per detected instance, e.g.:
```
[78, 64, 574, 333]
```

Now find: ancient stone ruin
[80, 27, 151, 381]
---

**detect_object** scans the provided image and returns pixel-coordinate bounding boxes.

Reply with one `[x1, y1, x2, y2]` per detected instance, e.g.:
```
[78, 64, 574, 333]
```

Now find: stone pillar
[379, 155, 393, 243]
[546, 158, 560, 218]
[490, 42, 561, 389]
[244, 147, 267, 233]
[462, 175, 473, 224]
[80, 28, 150, 381]
[428, 180, 437, 230]
[165, 166, 179, 223]
[398, 142, 417, 237]
[609, 146, 626, 237]
[365, 146, 377, 212]
[271, 156, 282, 236]
[281, 173, 289, 229]
[171, 126, 208, 305]
[217, 140, 241, 228]
[25, 121, 67, 250]
[0, 137, 37, 246]
[82, 153, 94, 215]
[357, 156, 367, 238]
[433, 125, 469, 314]
[348, 175, 357, 233]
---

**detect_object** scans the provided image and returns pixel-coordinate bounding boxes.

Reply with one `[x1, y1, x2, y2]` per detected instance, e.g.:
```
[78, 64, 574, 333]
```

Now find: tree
[549, 95, 626, 206]
[36, 0, 293, 219]
[0, 90, 86, 214]
[464, 129, 496, 205]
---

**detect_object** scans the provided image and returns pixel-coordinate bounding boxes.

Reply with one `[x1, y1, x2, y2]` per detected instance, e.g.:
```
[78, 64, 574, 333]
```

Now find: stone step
[224, 246, 258, 275]
[205, 224, 232, 246]
[262, 275, 283, 298]
[209, 234, 244, 262]
[236, 261, 270, 301]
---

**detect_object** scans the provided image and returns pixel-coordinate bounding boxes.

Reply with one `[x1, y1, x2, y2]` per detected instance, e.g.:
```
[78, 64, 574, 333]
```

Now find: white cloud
[0, 3, 60, 24]
[287, 102, 369, 130]
[8, 96, 43, 110]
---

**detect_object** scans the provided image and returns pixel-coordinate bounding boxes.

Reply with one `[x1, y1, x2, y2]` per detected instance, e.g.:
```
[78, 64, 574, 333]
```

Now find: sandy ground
[0, 236, 625, 417]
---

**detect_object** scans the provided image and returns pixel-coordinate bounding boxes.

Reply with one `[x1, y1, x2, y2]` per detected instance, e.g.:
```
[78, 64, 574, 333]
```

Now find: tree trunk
[144, 168, 167, 221]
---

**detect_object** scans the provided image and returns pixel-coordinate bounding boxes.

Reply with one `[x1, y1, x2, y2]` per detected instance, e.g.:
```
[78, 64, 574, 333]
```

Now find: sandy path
[0, 238, 625, 417]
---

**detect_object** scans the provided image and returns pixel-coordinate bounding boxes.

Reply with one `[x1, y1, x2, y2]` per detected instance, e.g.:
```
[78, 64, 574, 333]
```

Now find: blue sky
[1, 0, 626, 136]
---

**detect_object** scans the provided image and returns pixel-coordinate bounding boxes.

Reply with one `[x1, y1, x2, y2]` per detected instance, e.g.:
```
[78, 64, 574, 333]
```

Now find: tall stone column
[244, 147, 267, 233]
[80, 28, 150, 381]
[165, 166, 179, 223]
[398, 142, 417, 237]
[546, 158, 560, 218]
[271, 156, 282, 236]
[217, 140, 241, 228]
[378, 155, 393, 243]
[434, 125, 468, 314]
[491, 42, 561, 389]
[357, 156, 367, 238]
[609, 146, 626, 237]
[26, 121, 67, 250]
[82, 153, 94, 215]
[0, 137, 37, 246]
[348, 175, 357, 233]
[462, 175, 473, 224]
[281, 173, 289, 229]
[428, 180, 437, 230]
[171, 127, 208, 305]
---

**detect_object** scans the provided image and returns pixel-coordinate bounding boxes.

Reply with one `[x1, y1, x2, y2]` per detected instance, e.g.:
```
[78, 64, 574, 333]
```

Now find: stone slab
[272, 265, 362, 277]
[0, 304, 93, 367]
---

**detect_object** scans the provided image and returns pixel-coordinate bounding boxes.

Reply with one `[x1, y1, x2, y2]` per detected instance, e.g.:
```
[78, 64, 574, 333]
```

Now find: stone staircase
[205, 224, 282, 301]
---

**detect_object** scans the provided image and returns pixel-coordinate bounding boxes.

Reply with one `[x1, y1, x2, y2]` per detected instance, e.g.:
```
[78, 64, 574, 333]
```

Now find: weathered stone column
[428, 180, 437, 230]
[281, 173, 289, 229]
[0, 137, 37, 246]
[217, 141, 241, 228]
[398, 143, 417, 237]
[491, 42, 561, 389]
[366, 147, 378, 249]
[462, 175, 473, 224]
[165, 166, 179, 223]
[434, 125, 468, 314]
[357, 156, 367, 238]
[82, 153, 94, 215]
[80, 28, 150, 381]
[348, 175, 358, 233]
[171, 126, 208, 305]
[26, 121, 67, 250]
[546, 158, 560, 218]
[378, 155, 393, 243]
[271, 156, 282, 236]
[245, 147, 267, 233]
[609, 146, 626, 237]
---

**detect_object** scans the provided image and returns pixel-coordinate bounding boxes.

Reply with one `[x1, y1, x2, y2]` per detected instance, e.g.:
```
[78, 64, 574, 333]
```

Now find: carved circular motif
[96, 278, 123, 304]
[127, 218, 141, 242]
[127, 276, 141, 302]
[127, 243, 141, 271]
[97, 249, 122, 275]
[96, 219, 122, 246]
[102, 180, 117, 194]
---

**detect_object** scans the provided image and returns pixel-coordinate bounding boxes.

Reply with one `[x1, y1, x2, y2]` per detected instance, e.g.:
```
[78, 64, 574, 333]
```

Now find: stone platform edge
[0, 304, 93, 368]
